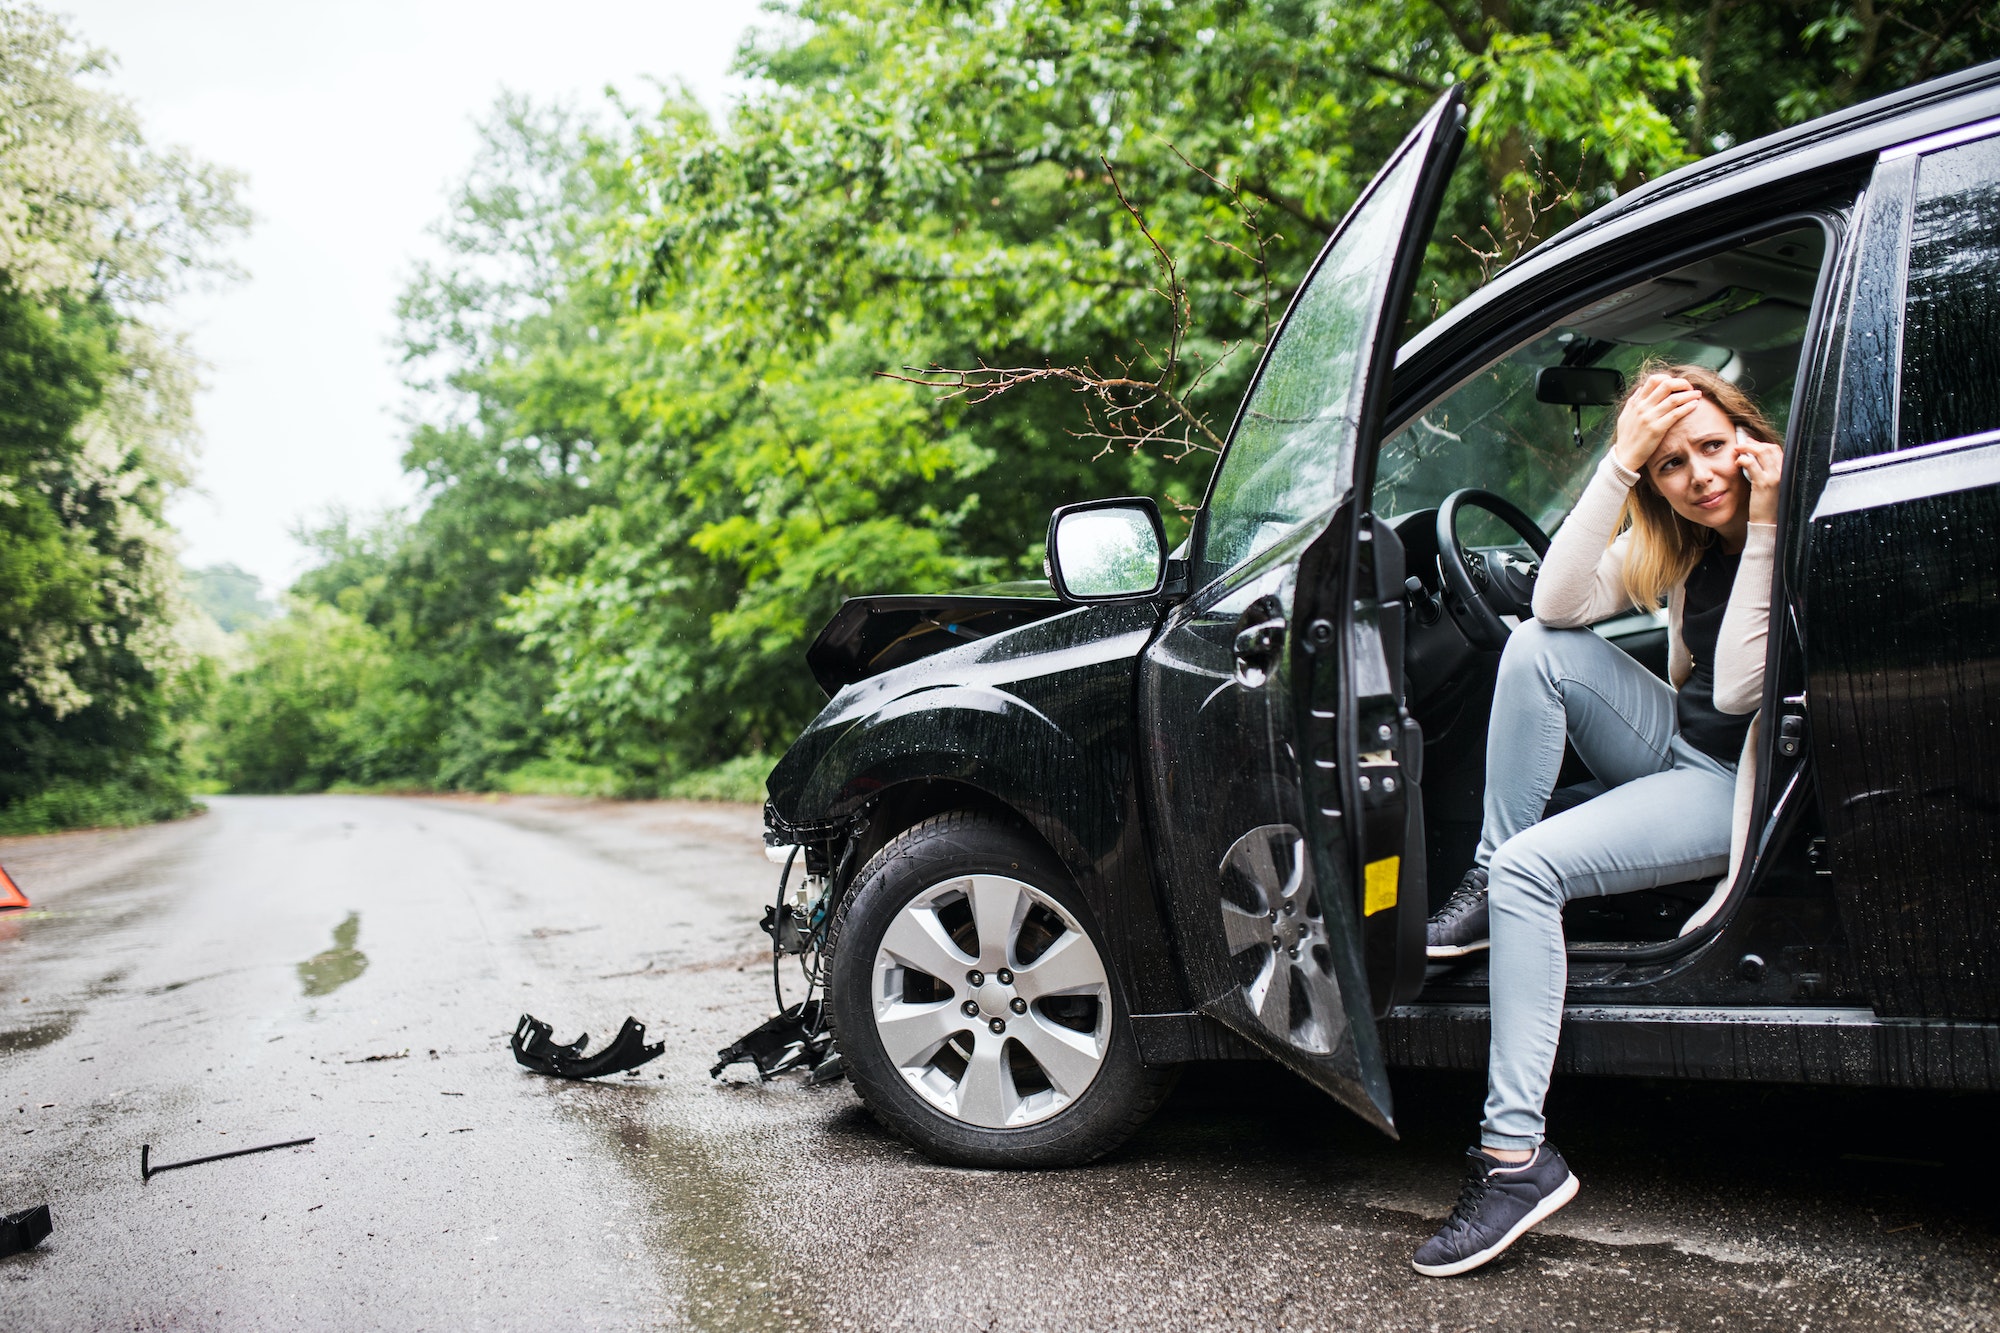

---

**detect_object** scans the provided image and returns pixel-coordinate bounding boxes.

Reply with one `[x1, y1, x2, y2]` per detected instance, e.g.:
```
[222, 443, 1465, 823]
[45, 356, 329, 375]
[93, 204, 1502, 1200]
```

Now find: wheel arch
[844, 778, 1070, 900]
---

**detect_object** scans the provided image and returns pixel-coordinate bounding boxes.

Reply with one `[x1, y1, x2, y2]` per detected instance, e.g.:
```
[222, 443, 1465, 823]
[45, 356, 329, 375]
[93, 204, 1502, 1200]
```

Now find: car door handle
[1232, 616, 1287, 686]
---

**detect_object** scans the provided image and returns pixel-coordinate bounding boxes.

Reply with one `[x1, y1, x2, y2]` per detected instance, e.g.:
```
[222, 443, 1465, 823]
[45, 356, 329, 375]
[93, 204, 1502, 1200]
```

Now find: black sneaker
[1426, 867, 1490, 957]
[1411, 1144, 1580, 1277]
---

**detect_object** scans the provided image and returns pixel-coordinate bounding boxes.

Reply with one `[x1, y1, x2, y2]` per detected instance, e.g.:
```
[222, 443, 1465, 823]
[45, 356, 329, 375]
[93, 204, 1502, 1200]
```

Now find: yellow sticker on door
[1364, 856, 1400, 916]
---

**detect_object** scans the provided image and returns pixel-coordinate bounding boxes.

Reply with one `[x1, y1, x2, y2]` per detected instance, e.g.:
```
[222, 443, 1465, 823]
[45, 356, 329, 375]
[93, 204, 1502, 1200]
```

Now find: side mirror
[1046, 498, 1167, 602]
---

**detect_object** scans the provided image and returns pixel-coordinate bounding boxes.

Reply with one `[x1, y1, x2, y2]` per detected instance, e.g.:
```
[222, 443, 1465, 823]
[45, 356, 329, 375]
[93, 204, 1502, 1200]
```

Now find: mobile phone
[1737, 426, 1750, 481]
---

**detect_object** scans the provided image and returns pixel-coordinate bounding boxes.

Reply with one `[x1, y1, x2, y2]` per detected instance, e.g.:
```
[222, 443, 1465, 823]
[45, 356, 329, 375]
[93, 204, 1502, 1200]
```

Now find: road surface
[2, 795, 1995, 1329]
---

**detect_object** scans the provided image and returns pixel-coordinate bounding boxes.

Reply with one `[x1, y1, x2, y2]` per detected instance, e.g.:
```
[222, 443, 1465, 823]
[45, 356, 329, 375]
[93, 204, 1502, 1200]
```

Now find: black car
[752, 64, 2000, 1167]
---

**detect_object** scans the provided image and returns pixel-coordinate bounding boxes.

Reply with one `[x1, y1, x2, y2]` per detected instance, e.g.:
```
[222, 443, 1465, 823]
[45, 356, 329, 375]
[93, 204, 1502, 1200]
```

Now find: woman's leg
[1479, 739, 1736, 1150]
[1474, 621, 1682, 870]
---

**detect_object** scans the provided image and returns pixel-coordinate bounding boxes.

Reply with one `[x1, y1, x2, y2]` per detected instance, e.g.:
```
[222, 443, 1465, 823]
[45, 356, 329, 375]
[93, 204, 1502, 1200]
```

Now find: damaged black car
[741, 65, 2000, 1167]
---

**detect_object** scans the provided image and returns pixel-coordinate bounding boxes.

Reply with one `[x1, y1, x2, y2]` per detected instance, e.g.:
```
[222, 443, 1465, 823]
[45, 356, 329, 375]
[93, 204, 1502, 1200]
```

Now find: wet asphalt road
[1, 794, 1996, 1331]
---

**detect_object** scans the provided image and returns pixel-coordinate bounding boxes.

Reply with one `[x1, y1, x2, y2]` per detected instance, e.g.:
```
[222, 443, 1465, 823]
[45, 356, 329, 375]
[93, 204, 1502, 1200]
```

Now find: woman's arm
[1714, 429, 1786, 714]
[1531, 455, 1641, 627]
[1533, 373, 1704, 627]
[1713, 524, 1775, 713]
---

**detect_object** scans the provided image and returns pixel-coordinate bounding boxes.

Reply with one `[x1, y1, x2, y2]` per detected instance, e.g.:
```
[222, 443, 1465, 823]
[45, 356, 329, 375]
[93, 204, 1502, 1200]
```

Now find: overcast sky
[56, 1, 768, 596]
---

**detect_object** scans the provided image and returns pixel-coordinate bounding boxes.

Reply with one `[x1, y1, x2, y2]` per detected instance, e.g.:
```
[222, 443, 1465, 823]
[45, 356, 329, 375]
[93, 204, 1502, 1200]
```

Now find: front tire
[826, 812, 1175, 1167]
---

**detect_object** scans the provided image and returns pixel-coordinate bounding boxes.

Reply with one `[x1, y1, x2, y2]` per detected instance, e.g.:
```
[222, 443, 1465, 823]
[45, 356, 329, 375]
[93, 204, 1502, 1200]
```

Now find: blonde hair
[1614, 361, 1781, 609]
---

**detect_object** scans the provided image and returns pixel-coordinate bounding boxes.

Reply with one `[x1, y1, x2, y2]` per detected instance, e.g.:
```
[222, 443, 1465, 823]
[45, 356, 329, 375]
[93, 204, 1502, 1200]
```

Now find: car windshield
[1375, 226, 1825, 543]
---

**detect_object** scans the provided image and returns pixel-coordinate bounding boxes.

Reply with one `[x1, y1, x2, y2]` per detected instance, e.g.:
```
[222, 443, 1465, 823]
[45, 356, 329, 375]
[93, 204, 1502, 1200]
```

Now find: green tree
[0, 6, 245, 832]
[234, 0, 1998, 801]
[186, 563, 273, 634]
[202, 602, 422, 793]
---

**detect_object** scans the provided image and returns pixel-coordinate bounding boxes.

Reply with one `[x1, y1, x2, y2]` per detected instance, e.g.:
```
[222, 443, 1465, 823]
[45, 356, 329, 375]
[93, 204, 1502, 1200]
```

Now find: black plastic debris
[141, 1138, 316, 1182]
[0, 1204, 50, 1257]
[711, 1000, 838, 1081]
[759, 901, 815, 955]
[512, 1013, 663, 1079]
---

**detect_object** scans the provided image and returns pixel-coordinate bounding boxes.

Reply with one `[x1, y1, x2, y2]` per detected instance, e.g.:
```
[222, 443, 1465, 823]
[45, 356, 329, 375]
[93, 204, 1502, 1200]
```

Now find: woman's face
[1642, 396, 1747, 534]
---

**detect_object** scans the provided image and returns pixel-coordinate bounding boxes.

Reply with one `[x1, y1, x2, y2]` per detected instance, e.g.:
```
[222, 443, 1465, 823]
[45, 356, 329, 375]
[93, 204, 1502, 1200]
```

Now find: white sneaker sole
[1410, 1171, 1580, 1277]
[1426, 938, 1490, 958]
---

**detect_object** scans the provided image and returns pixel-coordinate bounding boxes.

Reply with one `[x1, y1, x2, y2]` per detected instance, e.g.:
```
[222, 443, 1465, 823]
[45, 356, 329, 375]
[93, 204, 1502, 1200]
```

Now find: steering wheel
[1435, 489, 1552, 650]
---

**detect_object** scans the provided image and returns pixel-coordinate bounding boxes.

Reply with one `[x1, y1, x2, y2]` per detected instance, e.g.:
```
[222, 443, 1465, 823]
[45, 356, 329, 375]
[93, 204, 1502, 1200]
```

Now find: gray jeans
[1476, 621, 1735, 1150]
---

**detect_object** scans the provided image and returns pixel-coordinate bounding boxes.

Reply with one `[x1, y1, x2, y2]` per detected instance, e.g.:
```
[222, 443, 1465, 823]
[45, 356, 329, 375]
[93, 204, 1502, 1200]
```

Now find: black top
[1677, 544, 1753, 763]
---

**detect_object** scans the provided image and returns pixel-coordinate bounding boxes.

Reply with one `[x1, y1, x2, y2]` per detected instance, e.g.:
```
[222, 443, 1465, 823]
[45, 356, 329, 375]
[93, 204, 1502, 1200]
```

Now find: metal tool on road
[510, 1013, 663, 1079]
[140, 1137, 316, 1182]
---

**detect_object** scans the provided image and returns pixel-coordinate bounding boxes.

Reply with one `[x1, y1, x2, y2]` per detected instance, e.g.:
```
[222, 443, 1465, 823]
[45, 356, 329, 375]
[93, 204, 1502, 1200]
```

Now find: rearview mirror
[1534, 365, 1624, 406]
[1047, 498, 1167, 602]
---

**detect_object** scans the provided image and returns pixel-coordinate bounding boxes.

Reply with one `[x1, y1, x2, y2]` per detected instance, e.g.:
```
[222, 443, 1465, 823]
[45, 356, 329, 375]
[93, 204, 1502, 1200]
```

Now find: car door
[1803, 121, 2000, 1021]
[1138, 89, 1465, 1132]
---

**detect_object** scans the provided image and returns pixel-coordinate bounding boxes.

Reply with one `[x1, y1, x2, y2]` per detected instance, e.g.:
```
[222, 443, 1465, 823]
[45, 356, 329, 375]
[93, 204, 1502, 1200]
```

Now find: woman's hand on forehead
[1612, 373, 1704, 473]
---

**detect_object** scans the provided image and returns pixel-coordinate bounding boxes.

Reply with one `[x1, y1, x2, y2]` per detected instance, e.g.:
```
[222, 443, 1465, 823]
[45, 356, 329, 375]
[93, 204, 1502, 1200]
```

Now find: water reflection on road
[297, 910, 367, 996]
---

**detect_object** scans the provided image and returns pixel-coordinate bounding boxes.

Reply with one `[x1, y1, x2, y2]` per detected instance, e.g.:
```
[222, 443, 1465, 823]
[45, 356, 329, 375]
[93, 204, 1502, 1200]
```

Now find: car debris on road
[711, 1000, 838, 1081]
[510, 1013, 663, 1079]
[713, 843, 845, 1085]
[139, 1138, 317, 1182]
[0, 1203, 51, 1257]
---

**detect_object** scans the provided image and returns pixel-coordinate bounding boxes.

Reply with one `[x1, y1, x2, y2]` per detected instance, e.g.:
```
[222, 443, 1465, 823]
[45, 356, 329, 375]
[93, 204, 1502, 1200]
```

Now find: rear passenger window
[1900, 133, 2000, 450]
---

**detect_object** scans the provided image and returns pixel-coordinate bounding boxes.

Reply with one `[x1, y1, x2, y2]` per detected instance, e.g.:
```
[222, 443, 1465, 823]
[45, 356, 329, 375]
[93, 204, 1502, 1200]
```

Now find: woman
[1410, 364, 1785, 1278]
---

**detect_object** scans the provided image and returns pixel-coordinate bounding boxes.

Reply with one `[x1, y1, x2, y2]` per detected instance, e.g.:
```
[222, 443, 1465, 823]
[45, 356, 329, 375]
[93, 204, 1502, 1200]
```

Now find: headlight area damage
[710, 807, 864, 1084]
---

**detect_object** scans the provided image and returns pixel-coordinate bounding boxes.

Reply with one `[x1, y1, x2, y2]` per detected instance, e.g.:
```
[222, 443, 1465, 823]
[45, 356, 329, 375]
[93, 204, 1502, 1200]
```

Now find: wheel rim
[1217, 824, 1343, 1054]
[870, 873, 1110, 1129]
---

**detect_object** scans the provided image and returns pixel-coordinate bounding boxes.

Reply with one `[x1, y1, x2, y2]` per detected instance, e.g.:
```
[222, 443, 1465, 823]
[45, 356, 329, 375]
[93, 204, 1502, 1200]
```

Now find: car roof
[1551, 59, 2000, 248]
[1398, 60, 2000, 377]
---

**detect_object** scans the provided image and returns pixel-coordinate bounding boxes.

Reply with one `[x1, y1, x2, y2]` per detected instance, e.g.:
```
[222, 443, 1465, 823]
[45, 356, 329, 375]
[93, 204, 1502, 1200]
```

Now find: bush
[664, 753, 772, 804]
[201, 603, 427, 793]
[0, 774, 196, 836]
[496, 757, 624, 797]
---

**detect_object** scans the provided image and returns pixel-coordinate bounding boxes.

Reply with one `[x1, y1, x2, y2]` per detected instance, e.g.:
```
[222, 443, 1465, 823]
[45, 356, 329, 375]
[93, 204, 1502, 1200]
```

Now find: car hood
[803, 579, 1066, 695]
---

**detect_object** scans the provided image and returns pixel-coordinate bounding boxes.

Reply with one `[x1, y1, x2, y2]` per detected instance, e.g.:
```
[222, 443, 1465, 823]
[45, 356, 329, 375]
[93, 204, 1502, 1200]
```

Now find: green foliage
[0, 7, 244, 833]
[186, 563, 273, 634]
[210, 0, 1996, 804]
[0, 773, 195, 836]
[497, 757, 626, 798]
[201, 603, 426, 793]
[666, 753, 776, 804]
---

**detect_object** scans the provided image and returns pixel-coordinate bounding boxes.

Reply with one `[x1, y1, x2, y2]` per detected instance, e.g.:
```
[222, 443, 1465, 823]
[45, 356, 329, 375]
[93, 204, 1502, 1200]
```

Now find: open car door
[1139, 89, 1465, 1133]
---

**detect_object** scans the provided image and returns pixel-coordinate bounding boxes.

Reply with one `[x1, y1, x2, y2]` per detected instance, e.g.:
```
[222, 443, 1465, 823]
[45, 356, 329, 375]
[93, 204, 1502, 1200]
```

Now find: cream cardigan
[1527, 455, 1772, 935]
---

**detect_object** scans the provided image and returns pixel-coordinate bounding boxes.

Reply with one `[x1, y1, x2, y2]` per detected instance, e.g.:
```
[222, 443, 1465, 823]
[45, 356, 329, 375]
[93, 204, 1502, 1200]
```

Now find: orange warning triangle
[0, 864, 27, 911]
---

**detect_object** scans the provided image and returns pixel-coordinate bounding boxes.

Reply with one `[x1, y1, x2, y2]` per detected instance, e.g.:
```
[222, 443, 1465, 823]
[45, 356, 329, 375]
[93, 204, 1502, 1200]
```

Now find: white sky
[56, 1, 768, 597]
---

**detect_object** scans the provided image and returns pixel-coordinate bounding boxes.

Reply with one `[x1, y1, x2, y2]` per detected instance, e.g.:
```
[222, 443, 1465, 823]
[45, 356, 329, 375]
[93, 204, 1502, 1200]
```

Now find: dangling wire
[771, 845, 798, 1013]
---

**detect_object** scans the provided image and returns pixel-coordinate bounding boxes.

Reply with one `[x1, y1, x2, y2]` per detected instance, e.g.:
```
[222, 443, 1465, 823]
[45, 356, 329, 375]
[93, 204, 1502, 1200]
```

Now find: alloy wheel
[1218, 824, 1342, 1053]
[870, 873, 1110, 1128]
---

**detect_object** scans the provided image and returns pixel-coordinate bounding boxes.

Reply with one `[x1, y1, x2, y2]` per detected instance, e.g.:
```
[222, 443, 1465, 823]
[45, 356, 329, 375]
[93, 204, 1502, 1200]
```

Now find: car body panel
[803, 586, 1065, 694]
[766, 597, 1191, 1015]
[1136, 90, 1467, 1133]
[1802, 135, 2000, 1021]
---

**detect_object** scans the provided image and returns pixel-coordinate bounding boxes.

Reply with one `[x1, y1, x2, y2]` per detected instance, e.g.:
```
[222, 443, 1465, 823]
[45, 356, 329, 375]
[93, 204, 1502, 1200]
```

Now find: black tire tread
[825, 810, 1176, 1168]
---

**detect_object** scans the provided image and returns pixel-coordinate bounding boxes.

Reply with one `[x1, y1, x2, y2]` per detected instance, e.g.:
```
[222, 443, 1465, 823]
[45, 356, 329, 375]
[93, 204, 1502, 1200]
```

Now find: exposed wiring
[771, 844, 798, 1013]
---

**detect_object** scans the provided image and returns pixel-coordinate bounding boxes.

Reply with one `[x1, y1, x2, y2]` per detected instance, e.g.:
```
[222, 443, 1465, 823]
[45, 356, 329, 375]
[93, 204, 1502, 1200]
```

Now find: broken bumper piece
[0, 1204, 50, 1258]
[512, 1013, 664, 1079]
[711, 1000, 841, 1082]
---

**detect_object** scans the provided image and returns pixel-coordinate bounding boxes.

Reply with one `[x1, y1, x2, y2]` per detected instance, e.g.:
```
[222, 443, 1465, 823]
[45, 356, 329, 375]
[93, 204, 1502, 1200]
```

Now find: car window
[1376, 226, 1825, 534]
[1899, 132, 2000, 451]
[1196, 147, 1423, 588]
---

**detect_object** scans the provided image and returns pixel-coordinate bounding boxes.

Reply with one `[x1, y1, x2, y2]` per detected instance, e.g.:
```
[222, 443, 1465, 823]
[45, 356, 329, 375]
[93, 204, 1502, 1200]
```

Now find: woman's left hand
[1734, 428, 1785, 526]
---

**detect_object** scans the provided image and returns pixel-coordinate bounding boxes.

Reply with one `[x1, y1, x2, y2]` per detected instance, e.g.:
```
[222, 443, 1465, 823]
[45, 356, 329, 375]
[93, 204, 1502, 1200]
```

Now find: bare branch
[882, 141, 1282, 469]
[1452, 146, 1578, 284]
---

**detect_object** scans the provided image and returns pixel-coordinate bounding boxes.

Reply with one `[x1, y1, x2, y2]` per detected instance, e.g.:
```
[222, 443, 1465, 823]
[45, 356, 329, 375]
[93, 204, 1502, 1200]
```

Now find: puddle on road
[557, 1082, 818, 1330]
[297, 912, 368, 997]
[0, 1012, 74, 1057]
